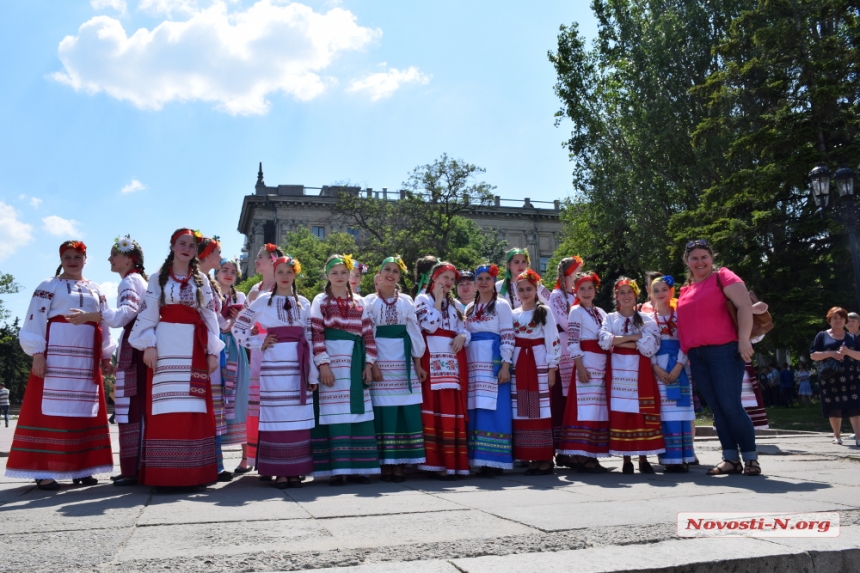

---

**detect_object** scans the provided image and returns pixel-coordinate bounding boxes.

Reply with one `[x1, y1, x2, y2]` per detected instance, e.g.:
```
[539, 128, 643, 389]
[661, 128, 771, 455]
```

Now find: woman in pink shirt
[676, 240, 760, 477]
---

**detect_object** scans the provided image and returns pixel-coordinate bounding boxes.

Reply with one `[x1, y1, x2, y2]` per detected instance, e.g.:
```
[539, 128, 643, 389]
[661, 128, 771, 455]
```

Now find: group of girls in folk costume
[8, 241, 115, 490]
[232, 255, 317, 488]
[364, 256, 427, 482]
[310, 254, 381, 484]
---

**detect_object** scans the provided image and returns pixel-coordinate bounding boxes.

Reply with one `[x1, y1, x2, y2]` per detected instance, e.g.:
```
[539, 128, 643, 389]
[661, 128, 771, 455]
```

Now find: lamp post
[809, 165, 860, 312]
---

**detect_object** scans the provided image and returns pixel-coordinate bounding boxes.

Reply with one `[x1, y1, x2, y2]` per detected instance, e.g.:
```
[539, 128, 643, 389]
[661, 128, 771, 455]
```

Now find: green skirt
[311, 392, 380, 476]
[373, 404, 426, 465]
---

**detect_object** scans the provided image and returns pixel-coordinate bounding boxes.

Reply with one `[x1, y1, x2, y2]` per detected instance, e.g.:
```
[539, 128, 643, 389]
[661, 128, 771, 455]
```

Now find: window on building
[312, 226, 326, 239]
[263, 220, 276, 245]
[540, 256, 550, 274]
[347, 228, 360, 241]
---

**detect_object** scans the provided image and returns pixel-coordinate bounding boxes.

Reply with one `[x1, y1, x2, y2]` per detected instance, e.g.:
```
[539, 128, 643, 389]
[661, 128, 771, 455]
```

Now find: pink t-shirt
[677, 267, 743, 353]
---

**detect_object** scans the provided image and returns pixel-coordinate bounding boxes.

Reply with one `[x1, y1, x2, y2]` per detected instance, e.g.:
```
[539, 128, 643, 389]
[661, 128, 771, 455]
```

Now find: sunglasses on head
[685, 239, 710, 251]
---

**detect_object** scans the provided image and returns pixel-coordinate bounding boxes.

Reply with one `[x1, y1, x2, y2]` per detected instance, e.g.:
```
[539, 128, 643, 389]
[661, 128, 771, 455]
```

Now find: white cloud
[121, 179, 147, 194]
[91, 0, 127, 15]
[347, 66, 430, 101]
[99, 280, 119, 302]
[0, 202, 34, 261]
[18, 194, 42, 208]
[139, 0, 205, 16]
[42, 216, 82, 237]
[53, 1, 382, 115]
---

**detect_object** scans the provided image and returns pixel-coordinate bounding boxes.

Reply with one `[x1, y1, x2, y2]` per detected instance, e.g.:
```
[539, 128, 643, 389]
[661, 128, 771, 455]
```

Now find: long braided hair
[411, 255, 438, 298]
[465, 268, 498, 319]
[555, 257, 582, 310]
[267, 255, 303, 313]
[501, 248, 530, 306]
[425, 261, 464, 321]
[158, 228, 205, 307]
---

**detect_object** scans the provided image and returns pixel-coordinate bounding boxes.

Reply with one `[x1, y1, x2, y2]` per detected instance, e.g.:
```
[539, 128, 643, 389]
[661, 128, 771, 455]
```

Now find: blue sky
[0, 0, 596, 323]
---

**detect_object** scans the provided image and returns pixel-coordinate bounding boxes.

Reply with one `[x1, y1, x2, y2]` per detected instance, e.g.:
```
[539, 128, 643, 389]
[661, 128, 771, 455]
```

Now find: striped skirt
[257, 429, 313, 477]
[468, 382, 513, 469]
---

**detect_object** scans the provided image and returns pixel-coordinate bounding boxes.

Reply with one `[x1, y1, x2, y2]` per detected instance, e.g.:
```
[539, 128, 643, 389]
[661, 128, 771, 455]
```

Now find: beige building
[237, 164, 564, 276]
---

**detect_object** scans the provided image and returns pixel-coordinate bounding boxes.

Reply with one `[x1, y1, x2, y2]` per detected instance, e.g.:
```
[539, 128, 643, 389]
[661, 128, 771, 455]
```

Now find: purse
[715, 271, 774, 340]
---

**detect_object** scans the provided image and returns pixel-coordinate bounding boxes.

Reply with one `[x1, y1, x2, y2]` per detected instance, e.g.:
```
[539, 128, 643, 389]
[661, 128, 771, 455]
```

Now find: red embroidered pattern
[33, 290, 54, 300]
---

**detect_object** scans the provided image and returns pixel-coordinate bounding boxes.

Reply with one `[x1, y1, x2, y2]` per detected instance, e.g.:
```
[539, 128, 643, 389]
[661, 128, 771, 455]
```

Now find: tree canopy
[550, 0, 860, 356]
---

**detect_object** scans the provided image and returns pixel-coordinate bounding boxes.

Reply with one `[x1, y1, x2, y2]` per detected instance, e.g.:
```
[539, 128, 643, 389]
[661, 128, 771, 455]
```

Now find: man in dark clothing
[779, 364, 795, 407]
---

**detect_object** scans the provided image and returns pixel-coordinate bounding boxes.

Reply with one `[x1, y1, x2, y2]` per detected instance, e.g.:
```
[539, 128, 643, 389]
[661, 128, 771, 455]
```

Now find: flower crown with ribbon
[59, 240, 86, 255]
[273, 254, 302, 275]
[474, 263, 499, 278]
[170, 229, 202, 245]
[380, 256, 408, 274]
[326, 254, 354, 275]
[650, 275, 675, 289]
[574, 271, 601, 292]
[515, 268, 542, 286]
[198, 235, 221, 260]
[615, 278, 640, 297]
[555, 255, 584, 290]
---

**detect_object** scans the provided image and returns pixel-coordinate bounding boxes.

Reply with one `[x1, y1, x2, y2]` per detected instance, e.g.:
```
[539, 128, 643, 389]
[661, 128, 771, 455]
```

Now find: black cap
[457, 271, 475, 283]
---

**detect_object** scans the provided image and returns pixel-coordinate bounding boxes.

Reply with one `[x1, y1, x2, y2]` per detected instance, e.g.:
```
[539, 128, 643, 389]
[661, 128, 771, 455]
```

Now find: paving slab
[277, 560, 460, 573]
[138, 477, 311, 525]
[286, 483, 467, 518]
[0, 485, 148, 534]
[2, 526, 134, 573]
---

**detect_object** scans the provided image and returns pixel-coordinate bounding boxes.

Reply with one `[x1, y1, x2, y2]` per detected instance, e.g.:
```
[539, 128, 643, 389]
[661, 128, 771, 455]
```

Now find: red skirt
[513, 417, 554, 462]
[608, 347, 665, 456]
[6, 373, 113, 480]
[118, 392, 143, 477]
[557, 376, 610, 458]
[418, 388, 470, 475]
[744, 365, 770, 429]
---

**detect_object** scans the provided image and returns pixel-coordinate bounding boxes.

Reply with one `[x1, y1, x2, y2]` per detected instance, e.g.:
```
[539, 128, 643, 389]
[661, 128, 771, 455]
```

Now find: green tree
[0, 319, 31, 401]
[0, 271, 21, 323]
[331, 154, 499, 272]
[673, 0, 860, 354]
[548, 0, 741, 298]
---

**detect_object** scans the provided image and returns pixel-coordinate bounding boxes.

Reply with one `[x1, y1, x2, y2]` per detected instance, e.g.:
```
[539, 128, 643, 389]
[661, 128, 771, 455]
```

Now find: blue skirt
[468, 382, 513, 469]
[658, 420, 696, 465]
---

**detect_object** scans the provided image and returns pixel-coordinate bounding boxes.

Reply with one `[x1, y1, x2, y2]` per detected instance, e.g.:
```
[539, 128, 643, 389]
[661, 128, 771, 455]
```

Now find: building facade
[237, 164, 564, 276]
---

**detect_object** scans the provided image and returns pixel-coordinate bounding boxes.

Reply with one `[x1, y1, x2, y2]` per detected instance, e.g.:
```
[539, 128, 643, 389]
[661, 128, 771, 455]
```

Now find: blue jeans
[688, 342, 757, 462]
[0, 405, 8, 426]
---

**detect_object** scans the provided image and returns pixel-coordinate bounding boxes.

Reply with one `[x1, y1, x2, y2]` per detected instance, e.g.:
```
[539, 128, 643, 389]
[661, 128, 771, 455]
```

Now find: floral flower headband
[171, 229, 202, 245]
[556, 255, 584, 290]
[574, 272, 601, 291]
[198, 235, 221, 260]
[475, 263, 500, 278]
[326, 254, 354, 275]
[273, 255, 302, 275]
[615, 278, 640, 297]
[113, 235, 137, 254]
[59, 240, 86, 255]
[380, 256, 408, 274]
[515, 268, 542, 286]
[651, 275, 675, 289]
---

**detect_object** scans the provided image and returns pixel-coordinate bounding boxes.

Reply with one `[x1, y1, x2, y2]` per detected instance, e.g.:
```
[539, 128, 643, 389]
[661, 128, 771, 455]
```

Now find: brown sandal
[706, 460, 742, 475]
[743, 460, 762, 477]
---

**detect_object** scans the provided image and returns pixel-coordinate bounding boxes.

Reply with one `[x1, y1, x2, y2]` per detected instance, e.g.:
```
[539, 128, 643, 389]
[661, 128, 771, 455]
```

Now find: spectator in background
[847, 312, 860, 342]
[779, 364, 795, 407]
[767, 366, 781, 407]
[796, 365, 812, 405]
[455, 271, 476, 313]
[0, 381, 9, 427]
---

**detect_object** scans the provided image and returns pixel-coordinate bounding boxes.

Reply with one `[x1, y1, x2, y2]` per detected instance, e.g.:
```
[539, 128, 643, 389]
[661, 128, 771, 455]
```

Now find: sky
[0, 0, 597, 324]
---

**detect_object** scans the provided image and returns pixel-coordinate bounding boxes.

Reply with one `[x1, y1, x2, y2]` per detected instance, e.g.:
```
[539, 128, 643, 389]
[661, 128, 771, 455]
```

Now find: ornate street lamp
[810, 165, 860, 311]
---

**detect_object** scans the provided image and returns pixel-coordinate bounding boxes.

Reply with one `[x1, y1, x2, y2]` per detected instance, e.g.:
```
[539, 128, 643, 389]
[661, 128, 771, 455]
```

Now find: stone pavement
[1, 421, 859, 572]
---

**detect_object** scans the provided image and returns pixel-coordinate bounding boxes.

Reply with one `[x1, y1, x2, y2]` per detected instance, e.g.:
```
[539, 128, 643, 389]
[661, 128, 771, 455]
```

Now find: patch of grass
[696, 401, 851, 433]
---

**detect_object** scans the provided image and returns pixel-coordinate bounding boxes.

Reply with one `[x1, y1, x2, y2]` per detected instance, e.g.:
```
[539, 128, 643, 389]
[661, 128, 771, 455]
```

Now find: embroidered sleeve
[310, 294, 331, 366]
[231, 297, 264, 350]
[543, 311, 561, 367]
[101, 275, 142, 329]
[404, 296, 427, 358]
[550, 290, 570, 333]
[568, 307, 584, 360]
[128, 274, 161, 351]
[19, 279, 56, 356]
[497, 298, 516, 363]
[455, 305, 471, 346]
[636, 313, 661, 358]
[360, 303, 377, 364]
[303, 302, 320, 385]
[538, 283, 552, 305]
[597, 314, 616, 351]
[414, 294, 442, 334]
[199, 275, 226, 356]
